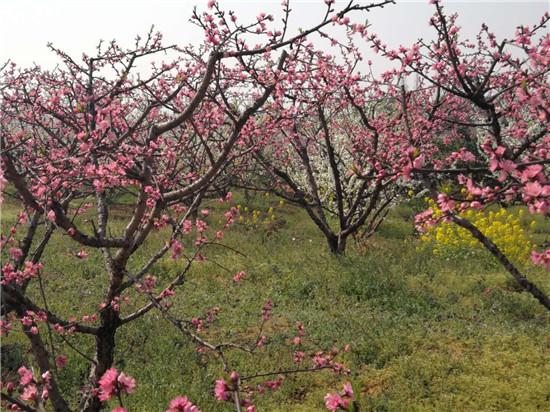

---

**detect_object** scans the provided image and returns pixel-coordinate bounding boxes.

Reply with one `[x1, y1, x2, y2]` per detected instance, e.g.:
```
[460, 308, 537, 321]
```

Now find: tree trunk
[79, 265, 124, 412]
[337, 236, 347, 254]
[327, 234, 347, 255]
[78, 309, 119, 412]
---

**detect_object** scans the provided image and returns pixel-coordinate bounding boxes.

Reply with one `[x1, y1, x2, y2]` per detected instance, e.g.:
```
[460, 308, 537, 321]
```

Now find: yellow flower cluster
[236, 204, 278, 228]
[421, 199, 534, 264]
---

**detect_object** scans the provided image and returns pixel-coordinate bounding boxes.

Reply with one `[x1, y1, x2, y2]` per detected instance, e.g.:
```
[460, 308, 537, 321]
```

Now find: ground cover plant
[1, 195, 549, 411]
[1, 1, 549, 411]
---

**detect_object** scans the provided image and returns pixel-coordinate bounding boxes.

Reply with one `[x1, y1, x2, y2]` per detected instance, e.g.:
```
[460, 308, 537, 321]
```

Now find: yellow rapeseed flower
[421, 206, 534, 264]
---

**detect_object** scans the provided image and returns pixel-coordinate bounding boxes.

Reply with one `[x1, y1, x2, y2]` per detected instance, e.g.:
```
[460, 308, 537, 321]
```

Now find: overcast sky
[1, 0, 547, 74]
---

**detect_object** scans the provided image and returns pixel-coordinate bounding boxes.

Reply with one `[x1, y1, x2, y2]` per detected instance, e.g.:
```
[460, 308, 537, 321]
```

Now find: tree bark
[78, 310, 119, 412]
[78, 264, 123, 412]
[327, 234, 347, 255]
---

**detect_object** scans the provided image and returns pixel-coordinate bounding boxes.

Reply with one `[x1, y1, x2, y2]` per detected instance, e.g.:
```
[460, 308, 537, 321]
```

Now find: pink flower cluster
[2, 366, 51, 408]
[262, 299, 273, 321]
[214, 378, 231, 401]
[324, 382, 355, 411]
[166, 395, 202, 412]
[233, 270, 246, 282]
[214, 373, 257, 412]
[97, 368, 136, 401]
[531, 249, 550, 268]
[1, 261, 43, 285]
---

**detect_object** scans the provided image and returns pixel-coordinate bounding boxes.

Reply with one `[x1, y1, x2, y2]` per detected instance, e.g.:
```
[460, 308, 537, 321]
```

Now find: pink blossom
[401, 165, 413, 180]
[136, 275, 157, 293]
[343, 382, 354, 397]
[412, 154, 425, 169]
[98, 368, 118, 401]
[523, 181, 542, 197]
[5, 381, 15, 394]
[160, 288, 175, 298]
[20, 384, 38, 401]
[8, 247, 23, 261]
[521, 164, 543, 181]
[56, 355, 68, 369]
[294, 351, 305, 363]
[437, 193, 455, 212]
[166, 395, 202, 412]
[499, 160, 516, 174]
[196, 219, 208, 233]
[117, 372, 136, 394]
[256, 335, 267, 347]
[265, 376, 284, 391]
[233, 271, 246, 282]
[98, 120, 110, 131]
[93, 179, 105, 193]
[325, 381, 355, 411]
[76, 250, 89, 259]
[171, 240, 183, 260]
[47, 210, 56, 223]
[214, 379, 230, 401]
[531, 249, 550, 268]
[98, 368, 135, 401]
[0, 320, 13, 336]
[262, 299, 273, 320]
[495, 145, 506, 156]
[18, 366, 34, 386]
[324, 393, 344, 411]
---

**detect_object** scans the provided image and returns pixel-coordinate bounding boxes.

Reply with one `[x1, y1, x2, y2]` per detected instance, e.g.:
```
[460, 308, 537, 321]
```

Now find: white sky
[1, 0, 547, 74]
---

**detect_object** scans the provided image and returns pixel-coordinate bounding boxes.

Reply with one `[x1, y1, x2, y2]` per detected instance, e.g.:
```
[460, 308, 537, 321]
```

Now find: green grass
[2, 194, 550, 411]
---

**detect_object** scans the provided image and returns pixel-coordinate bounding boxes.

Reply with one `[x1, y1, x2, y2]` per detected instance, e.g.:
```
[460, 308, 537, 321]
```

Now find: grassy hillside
[2, 194, 549, 411]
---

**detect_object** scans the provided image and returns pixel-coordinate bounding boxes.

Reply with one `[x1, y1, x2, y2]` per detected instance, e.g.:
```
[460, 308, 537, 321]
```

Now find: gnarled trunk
[327, 234, 347, 255]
